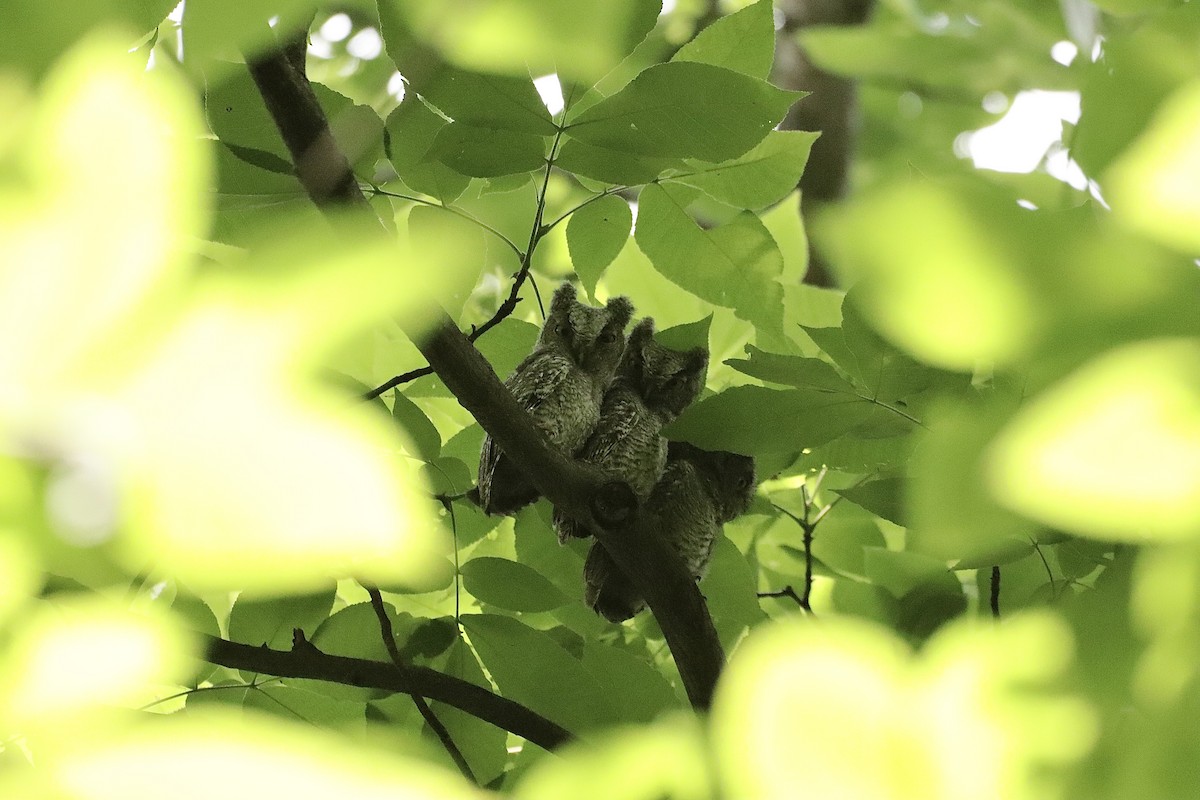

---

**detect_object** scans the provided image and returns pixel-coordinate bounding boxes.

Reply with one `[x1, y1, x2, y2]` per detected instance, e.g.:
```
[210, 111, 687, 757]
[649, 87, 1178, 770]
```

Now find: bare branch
[202, 634, 572, 750]
[366, 586, 475, 783]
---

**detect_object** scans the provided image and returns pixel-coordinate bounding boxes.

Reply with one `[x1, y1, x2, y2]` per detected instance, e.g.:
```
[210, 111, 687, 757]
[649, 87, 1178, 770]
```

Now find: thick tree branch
[203, 634, 572, 750]
[246, 42, 726, 710]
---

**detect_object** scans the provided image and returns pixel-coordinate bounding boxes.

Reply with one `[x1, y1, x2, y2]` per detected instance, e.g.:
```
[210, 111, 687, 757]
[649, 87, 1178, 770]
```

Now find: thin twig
[365, 585, 475, 784]
[990, 565, 1001, 619]
[366, 127, 568, 398]
[757, 585, 805, 607]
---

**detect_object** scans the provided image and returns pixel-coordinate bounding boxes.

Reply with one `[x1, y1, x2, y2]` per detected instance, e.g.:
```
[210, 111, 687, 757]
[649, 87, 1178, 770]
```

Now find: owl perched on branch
[475, 282, 633, 516]
[554, 318, 708, 543]
[584, 441, 757, 623]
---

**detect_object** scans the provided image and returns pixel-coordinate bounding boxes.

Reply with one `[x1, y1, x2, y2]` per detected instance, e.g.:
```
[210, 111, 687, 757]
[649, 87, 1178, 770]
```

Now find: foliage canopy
[2, 0, 1200, 798]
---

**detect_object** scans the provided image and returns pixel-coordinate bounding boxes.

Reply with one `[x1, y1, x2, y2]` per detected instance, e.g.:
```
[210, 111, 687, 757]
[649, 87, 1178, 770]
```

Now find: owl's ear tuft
[551, 282, 577, 314]
[685, 348, 709, 375]
[629, 317, 656, 346]
[605, 295, 634, 327]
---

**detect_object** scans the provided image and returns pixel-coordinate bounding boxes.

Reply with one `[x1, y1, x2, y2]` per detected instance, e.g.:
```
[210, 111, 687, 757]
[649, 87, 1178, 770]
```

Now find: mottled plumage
[476, 283, 633, 515]
[554, 318, 707, 543]
[584, 441, 756, 622]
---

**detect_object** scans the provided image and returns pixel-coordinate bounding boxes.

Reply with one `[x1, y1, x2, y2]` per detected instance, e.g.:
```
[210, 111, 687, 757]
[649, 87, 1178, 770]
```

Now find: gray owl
[554, 317, 708, 543]
[475, 282, 633, 516]
[583, 441, 757, 623]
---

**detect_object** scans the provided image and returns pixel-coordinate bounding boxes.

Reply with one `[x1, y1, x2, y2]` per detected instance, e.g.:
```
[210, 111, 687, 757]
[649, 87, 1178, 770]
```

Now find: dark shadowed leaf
[834, 478, 907, 527]
[391, 392, 441, 461]
[430, 123, 547, 177]
[666, 385, 879, 455]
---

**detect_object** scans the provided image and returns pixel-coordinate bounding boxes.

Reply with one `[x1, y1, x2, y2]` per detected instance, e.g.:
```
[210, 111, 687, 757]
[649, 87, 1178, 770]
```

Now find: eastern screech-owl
[475, 283, 633, 516]
[583, 441, 757, 623]
[554, 317, 708, 543]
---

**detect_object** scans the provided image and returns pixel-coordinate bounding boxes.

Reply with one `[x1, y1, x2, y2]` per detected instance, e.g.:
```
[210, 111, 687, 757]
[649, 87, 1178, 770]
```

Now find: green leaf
[430, 123, 547, 177]
[726, 346, 857, 392]
[384, 97, 471, 203]
[311, 83, 385, 174]
[656, 315, 712, 353]
[672, 0, 776, 79]
[429, 638, 508, 784]
[987, 339, 1200, 542]
[862, 547, 962, 603]
[674, 131, 818, 210]
[460, 613, 611, 732]
[390, 392, 441, 461]
[800, 325, 858, 376]
[460, 557, 570, 612]
[1, 0, 179, 77]
[907, 395, 1040, 567]
[417, 67, 557, 135]
[567, 195, 634, 296]
[834, 478, 906, 527]
[227, 584, 336, 650]
[407, 205, 489, 321]
[568, 61, 800, 161]
[243, 683, 367, 729]
[703, 535, 767, 649]
[580, 642, 680, 722]
[476, 319, 540, 379]
[666, 386, 879, 455]
[635, 183, 784, 336]
[556, 136, 677, 184]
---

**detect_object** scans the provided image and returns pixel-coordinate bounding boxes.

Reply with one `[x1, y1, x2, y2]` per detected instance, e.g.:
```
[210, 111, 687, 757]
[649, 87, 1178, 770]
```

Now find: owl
[475, 282, 633, 516]
[583, 441, 757, 623]
[553, 317, 708, 543]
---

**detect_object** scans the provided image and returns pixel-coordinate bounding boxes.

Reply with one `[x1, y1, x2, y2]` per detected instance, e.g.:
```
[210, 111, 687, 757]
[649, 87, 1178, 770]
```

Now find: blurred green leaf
[388, 0, 661, 84]
[987, 338, 1200, 542]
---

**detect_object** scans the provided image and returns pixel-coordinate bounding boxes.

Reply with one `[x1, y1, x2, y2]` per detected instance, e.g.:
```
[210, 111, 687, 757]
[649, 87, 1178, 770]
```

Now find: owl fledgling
[475, 283, 633, 516]
[583, 441, 756, 623]
[553, 318, 708, 543]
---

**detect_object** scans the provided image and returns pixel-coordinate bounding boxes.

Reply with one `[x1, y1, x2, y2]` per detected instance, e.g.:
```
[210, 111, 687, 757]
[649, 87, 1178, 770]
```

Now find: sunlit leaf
[516, 716, 708, 800]
[1107, 80, 1200, 253]
[987, 339, 1200, 542]
[430, 122, 546, 177]
[636, 183, 784, 336]
[713, 614, 1096, 800]
[227, 584, 336, 650]
[1, 598, 192, 728]
[567, 195, 634, 297]
[390, 0, 661, 84]
[674, 131, 818, 210]
[815, 181, 1039, 369]
[47, 709, 475, 799]
[672, 0, 776, 79]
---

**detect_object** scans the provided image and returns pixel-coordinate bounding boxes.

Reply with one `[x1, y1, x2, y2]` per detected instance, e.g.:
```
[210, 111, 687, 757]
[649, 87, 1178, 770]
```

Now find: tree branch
[202, 634, 572, 751]
[365, 586, 475, 783]
[246, 41, 726, 710]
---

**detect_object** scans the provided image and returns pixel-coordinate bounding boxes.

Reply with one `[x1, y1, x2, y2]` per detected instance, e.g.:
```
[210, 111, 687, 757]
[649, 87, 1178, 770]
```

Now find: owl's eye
[598, 329, 618, 344]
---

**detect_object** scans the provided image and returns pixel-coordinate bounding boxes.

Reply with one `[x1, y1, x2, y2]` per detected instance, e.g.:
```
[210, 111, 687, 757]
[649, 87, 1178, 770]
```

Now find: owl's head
[621, 318, 708, 421]
[668, 440, 757, 522]
[542, 282, 633, 381]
